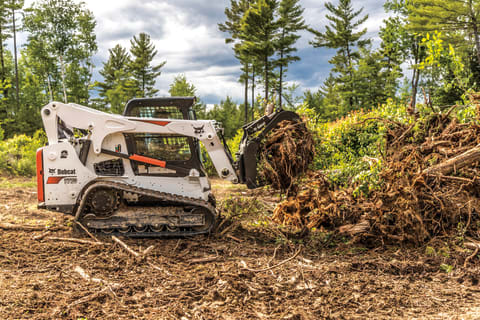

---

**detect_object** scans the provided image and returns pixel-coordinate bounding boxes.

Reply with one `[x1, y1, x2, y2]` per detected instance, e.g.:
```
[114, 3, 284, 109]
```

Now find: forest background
[0, 0, 479, 179]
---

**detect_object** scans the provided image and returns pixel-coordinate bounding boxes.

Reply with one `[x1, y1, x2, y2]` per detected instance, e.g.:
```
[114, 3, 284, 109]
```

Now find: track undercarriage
[75, 181, 216, 237]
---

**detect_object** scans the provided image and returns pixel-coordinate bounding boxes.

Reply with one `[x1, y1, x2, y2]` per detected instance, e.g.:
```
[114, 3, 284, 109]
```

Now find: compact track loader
[36, 97, 299, 237]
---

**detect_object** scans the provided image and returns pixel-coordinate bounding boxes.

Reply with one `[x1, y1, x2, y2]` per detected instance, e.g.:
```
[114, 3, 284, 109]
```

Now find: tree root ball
[272, 108, 480, 245]
[257, 119, 315, 191]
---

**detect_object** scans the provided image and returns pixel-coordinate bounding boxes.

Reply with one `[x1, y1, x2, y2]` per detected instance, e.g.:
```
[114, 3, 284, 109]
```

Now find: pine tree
[205, 96, 244, 139]
[240, 0, 279, 102]
[378, 16, 407, 99]
[168, 74, 206, 118]
[355, 48, 388, 108]
[276, 0, 305, 108]
[0, 1, 21, 100]
[94, 44, 136, 113]
[219, 0, 254, 123]
[98, 45, 130, 95]
[129, 33, 166, 97]
[309, 0, 369, 112]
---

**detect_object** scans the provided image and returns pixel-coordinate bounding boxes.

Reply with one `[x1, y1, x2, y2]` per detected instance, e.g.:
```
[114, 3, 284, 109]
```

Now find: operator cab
[123, 97, 205, 177]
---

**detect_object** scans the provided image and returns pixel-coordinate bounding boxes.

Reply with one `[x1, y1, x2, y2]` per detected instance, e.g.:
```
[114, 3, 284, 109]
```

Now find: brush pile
[257, 119, 315, 191]
[273, 108, 480, 244]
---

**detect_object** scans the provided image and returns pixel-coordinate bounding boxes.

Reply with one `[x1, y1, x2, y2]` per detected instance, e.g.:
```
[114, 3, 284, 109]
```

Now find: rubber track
[74, 180, 217, 237]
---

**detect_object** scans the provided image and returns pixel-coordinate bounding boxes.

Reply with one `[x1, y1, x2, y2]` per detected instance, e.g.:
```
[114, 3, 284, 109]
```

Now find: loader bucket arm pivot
[235, 110, 300, 189]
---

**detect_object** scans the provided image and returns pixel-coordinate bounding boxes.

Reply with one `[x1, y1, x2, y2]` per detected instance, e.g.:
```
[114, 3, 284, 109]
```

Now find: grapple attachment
[234, 109, 301, 189]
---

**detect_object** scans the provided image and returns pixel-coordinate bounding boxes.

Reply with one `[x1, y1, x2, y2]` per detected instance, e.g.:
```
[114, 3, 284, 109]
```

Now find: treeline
[0, 0, 479, 141]
[221, 0, 480, 122]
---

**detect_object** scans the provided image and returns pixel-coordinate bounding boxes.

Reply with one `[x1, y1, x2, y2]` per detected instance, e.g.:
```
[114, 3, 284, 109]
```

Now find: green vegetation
[0, 130, 46, 176]
[0, 0, 479, 179]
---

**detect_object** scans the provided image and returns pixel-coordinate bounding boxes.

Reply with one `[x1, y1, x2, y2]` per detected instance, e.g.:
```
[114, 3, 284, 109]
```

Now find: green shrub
[297, 99, 409, 191]
[0, 129, 46, 176]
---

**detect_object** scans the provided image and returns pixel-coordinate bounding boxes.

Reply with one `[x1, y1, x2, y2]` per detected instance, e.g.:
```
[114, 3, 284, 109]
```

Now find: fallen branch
[219, 221, 239, 236]
[189, 256, 220, 264]
[464, 241, 480, 250]
[143, 245, 155, 256]
[242, 247, 302, 272]
[32, 230, 50, 240]
[392, 122, 415, 146]
[112, 235, 140, 258]
[74, 266, 108, 285]
[47, 236, 103, 246]
[75, 221, 103, 244]
[435, 175, 473, 183]
[226, 234, 243, 242]
[0, 222, 64, 231]
[67, 287, 109, 309]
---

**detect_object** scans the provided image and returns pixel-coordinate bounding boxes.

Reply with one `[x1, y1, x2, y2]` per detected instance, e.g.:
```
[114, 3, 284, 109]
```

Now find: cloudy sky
[15, 0, 390, 105]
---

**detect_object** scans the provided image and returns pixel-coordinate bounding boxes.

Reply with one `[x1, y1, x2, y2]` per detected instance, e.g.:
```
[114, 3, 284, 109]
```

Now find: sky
[14, 0, 390, 106]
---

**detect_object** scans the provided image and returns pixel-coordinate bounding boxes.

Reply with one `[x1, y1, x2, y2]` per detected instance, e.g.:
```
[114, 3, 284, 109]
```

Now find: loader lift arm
[41, 101, 300, 189]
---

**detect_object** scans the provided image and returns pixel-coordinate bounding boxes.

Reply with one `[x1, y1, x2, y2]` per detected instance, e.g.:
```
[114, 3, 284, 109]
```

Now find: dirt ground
[1, 176, 480, 319]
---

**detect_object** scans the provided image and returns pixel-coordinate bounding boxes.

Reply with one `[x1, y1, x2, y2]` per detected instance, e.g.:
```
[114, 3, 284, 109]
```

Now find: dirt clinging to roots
[257, 119, 315, 192]
[273, 110, 480, 245]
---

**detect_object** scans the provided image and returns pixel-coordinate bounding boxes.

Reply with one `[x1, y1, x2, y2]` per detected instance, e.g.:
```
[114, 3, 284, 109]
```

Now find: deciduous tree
[23, 0, 97, 103]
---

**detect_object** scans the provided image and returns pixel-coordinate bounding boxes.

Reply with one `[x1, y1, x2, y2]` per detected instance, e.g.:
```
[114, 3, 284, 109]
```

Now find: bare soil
[1, 176, 480, 319]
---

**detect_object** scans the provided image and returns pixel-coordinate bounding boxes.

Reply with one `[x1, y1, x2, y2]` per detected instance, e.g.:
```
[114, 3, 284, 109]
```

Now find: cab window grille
[130, 106, 183, 119]
[94, 159, 125, 176]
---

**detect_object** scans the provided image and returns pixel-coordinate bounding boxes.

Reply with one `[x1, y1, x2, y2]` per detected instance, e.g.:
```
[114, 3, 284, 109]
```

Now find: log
[423, 143, 480, 176]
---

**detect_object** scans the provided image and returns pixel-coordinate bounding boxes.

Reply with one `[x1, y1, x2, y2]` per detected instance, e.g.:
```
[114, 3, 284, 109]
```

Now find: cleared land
[0, 176, 479, 319]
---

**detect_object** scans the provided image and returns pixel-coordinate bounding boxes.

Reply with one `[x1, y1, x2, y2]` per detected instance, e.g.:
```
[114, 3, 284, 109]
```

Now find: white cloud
[12, 0, 389, 104]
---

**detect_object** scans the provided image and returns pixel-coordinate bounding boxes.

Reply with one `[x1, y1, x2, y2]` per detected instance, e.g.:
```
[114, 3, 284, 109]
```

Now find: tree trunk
[251, 68, 255, 121]
[47, 75, 53, 102]
[469, 0, 480, 65]
[12, 9, 19, 109]
[345, 42, 355, 109]
[59, 55, 68, 103]
[411, 41, 420, 111]
[279, 51, 283, 109]
[423, 143, 480, 176]
[244, 64, 248, 124]
[264, 55, 268, 102]
[0, 23, 6, 99]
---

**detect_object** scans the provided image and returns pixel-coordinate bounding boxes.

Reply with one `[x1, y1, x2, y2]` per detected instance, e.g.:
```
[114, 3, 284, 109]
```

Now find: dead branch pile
[273, 112, 480, 244]
[257, 120, 315, 191]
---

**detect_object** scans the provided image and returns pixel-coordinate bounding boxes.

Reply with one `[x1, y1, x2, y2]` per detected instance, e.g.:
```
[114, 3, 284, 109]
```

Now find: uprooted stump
[257, 119, 315, 191]
[272, 110, 480, 245]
